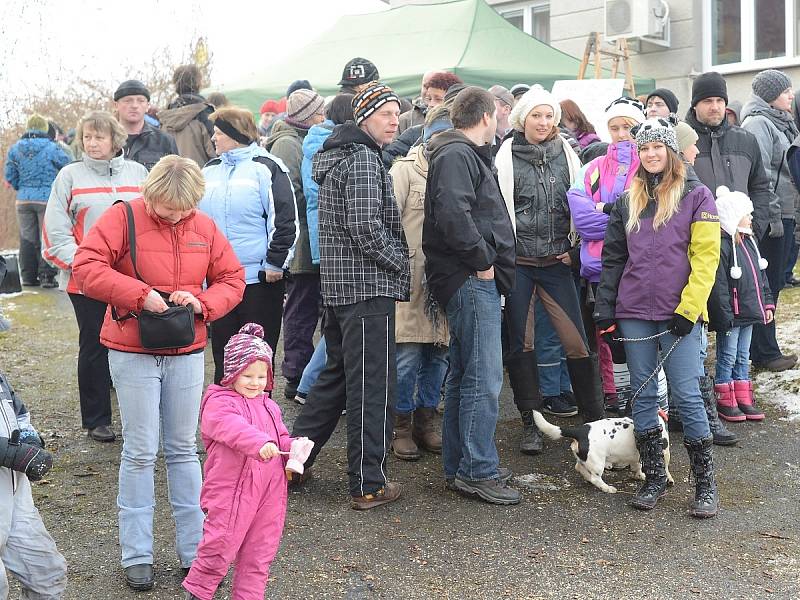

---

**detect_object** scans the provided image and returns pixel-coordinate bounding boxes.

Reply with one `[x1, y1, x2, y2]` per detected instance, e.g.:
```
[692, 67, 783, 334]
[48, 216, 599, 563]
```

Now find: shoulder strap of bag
[111, 200, 142, 322]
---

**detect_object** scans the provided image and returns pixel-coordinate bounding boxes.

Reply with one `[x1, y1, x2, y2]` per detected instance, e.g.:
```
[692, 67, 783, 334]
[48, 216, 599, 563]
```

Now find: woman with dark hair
[199, 106, 298, 383]
[495, 86, 605, 455]
[560, 99, 600, 149]
[594, 117, 720, 518]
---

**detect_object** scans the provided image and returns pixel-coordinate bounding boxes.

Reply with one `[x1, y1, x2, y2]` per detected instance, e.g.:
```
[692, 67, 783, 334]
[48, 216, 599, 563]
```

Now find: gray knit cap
[632, 117, 679, 154]
[752, 69, 792, 103]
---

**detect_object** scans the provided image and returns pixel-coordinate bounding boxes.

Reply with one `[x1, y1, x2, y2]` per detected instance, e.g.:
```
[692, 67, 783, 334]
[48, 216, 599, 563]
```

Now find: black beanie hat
[691, 72, 728, 107]
[286, 79, 312, 98]
[114, 80, 151, 102]
[646, 88, 679, 114]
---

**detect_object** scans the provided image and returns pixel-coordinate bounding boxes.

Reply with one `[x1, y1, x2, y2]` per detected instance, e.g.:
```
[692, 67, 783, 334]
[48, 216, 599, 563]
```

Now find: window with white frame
[496, 1, 550, 44]
[704, 0, 800, 72]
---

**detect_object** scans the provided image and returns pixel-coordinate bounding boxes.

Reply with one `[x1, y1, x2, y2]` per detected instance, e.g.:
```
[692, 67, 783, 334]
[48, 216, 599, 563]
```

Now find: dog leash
[615, 330, 684, 405]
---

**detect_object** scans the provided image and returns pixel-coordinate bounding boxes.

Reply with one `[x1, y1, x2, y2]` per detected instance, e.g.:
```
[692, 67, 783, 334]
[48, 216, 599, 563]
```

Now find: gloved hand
[17, 428, 45, 449]
[285, 437, 315, 476]
[769, 220, 784, 239]
[0, 430, 53, 481]
[669, 314, 695, 337]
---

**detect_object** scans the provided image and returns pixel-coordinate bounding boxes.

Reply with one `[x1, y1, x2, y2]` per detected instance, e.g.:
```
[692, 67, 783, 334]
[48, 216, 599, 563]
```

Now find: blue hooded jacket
[5, 131, 70, 202]
[301, 120, 335, 264]
[200, 143, 298, 284]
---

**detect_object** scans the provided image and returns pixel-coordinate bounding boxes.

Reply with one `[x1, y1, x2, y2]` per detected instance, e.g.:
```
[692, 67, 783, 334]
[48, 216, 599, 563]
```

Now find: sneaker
[453, 475, 521, 505]
[350, 482, 401, 510]
[446, 467, 513, 491]
[543, 395, 578, 417]
[294, 392, 307, 405]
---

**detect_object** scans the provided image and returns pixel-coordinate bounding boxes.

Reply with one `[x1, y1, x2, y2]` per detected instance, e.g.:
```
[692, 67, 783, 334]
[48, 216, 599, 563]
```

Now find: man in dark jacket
[423, 86, 520, 505]
[291, 82, 410, 510]
[686, 71, 795, 372]
[114, 80, 178, 171]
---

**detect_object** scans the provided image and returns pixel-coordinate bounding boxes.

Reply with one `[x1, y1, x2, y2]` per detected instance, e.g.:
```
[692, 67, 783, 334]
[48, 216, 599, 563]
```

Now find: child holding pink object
[183, 323, 312, 600]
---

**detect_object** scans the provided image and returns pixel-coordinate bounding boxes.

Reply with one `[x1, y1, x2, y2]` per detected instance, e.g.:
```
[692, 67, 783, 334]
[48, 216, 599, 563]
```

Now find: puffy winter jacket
[685, 109, 780, 240]
[568, 140, 639, 282]
[42, 151, 147, 292]
[707, 233, 774, 331]
[71, 198, 245, 355]
[199, 384, 292, 513]
[423, 129, 515, 305]
[4, 132, 70, 203]
[595, 173, 720, 324]
[301, 121, 334, 265]
[0, 371, 41, 493]
[741, 94, 800, 220]
[159, 94, 216, 166]
[200, 143, 298, 284]
[264, 121, 316, 274]
[495, 132, 581, 259]
[123, 122, 179, 171]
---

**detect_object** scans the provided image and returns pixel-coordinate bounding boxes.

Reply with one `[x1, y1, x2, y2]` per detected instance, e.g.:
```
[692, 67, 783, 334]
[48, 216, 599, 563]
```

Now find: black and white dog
[532, 410, 673, 494]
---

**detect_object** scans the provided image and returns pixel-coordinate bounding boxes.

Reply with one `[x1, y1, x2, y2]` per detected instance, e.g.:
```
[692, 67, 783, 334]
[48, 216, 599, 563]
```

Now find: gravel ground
[1, 287, 799, 599]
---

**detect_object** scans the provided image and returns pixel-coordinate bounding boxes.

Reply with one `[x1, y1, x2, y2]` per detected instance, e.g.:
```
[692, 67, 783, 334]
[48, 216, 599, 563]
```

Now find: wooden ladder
[577, 32, 636, 97]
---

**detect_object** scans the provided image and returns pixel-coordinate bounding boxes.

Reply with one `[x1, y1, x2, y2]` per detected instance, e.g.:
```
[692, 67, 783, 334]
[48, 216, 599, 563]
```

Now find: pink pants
[183, 469, 287, 600]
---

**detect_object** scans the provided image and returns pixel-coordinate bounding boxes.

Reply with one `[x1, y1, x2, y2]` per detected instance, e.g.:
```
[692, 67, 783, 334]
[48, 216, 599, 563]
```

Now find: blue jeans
[395, 343, 449, 413]
[443, 277, 503, 481]
[108, 350, 205, 569]
[533, 297, 572, 396]
[715, 325, 753, 383]
[297, 336, 327, 396]
[698, 323, 708, 377]
[618, 320, 710, 441]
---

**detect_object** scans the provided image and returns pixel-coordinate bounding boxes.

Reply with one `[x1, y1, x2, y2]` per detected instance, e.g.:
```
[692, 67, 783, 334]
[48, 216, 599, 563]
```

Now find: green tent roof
[220, 0, 655, 112]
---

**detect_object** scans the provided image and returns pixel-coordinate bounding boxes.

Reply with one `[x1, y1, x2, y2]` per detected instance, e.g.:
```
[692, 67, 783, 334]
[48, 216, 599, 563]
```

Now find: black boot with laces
[631, 427, 669, 511]
[684, 435, 719, 518]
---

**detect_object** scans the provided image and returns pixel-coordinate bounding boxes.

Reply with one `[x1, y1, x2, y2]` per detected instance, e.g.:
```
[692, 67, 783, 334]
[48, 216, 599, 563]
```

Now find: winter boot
[700, 376, 738, 446]
[519, 410, 543, 455]
[733, 380, 765, 421]
[392, 412, 421, 460]
[630, 427, 669, 511]
[715, 381, 746, 422]
[684, 435, 719, 518]
[506, 352, 544, 454]
[412, 407, 442, 453]
[566, 353, 606, 423]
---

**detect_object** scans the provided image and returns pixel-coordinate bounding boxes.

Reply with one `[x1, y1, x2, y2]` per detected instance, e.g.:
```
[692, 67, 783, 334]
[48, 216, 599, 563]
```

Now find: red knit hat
[220, 323, 274, 390]
[260, 99, 282, 115]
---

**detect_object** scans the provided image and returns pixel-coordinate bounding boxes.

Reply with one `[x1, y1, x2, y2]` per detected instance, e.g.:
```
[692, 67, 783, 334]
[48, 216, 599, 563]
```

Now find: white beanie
[605, 96, 646, 126]
[509, 84, 561, 132]
[715, 186, 753, 237]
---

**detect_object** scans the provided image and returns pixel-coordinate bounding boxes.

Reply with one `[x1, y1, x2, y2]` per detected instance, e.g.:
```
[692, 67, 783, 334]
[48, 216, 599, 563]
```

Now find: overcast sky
[0, 0, 387, 100]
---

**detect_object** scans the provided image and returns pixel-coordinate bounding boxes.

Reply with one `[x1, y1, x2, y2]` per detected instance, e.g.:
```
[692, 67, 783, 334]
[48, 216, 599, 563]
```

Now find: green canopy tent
[219, 0, 654, 112]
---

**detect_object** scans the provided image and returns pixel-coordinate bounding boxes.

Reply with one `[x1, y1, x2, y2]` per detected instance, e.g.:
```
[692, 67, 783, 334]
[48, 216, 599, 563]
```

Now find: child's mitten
[285, 437, 315, 476]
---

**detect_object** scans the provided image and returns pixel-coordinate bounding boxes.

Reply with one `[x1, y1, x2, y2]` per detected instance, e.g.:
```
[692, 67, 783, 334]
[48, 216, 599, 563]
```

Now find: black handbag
[111, 201, 196, 351]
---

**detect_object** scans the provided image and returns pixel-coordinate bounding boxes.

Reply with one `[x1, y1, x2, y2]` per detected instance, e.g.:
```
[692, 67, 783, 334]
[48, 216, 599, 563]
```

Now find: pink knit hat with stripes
[220, 323, 274, 389]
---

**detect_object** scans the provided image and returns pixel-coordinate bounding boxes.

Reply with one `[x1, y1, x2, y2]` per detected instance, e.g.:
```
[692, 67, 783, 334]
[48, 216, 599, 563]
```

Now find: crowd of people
[1, 55, 799, 599]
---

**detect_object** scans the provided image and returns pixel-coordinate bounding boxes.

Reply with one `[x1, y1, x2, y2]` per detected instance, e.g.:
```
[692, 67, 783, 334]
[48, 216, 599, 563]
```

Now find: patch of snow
[513, 472, 572, 492]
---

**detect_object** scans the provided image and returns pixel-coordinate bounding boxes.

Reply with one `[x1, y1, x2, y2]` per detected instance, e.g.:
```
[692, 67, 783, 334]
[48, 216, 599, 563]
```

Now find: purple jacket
[568, 141, 639, 282]
[595, 175, 721, 324]
[576, 130, 601, 149]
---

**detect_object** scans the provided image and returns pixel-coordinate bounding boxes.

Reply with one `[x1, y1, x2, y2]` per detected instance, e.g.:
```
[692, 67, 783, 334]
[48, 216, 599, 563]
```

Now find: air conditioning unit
[605, 0, 670, 42]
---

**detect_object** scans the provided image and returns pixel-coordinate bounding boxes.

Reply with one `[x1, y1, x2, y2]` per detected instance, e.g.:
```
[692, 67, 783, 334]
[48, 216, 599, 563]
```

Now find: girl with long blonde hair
[594, 117, 722, 519]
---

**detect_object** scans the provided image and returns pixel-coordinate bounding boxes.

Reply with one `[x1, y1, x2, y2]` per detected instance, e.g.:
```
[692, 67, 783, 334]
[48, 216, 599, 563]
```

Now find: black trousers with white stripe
[291, 296, 396, 497]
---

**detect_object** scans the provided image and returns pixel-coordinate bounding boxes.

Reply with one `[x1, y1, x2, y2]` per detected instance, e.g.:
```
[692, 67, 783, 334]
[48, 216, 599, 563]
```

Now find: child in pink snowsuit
[183, 323, 312, 600]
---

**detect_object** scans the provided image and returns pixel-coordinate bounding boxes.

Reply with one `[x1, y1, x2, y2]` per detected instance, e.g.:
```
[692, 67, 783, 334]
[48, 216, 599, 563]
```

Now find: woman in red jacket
[72, 155, 245, 591]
